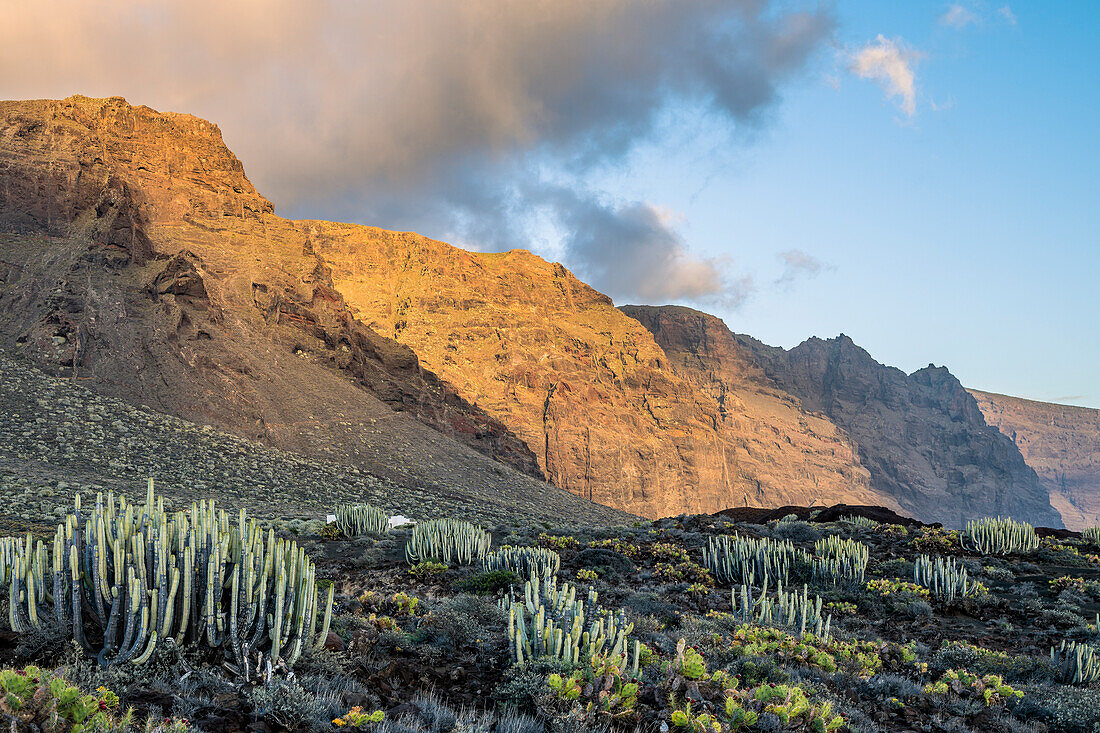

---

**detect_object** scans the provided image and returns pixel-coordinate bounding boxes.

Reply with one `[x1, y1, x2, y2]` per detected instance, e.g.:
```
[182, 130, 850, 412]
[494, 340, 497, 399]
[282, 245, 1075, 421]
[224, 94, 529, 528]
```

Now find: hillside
[0, 95, 628, 524]
[620, 305, 891, 510]
[622, 306, 1059, 528]
[729, 333, 1062, 528]
[971, 390, 1100, 531]
[0, 95, 892, 519]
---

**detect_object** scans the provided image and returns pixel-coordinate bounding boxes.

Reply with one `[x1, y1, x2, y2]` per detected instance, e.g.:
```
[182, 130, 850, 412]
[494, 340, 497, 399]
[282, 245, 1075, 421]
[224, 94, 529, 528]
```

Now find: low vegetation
[1, 491, 1099, 732]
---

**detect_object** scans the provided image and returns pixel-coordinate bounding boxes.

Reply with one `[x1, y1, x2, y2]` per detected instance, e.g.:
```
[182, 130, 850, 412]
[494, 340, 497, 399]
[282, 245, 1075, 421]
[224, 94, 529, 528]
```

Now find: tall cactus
[405, 518, 491, 566]
[334, 504, 389, 538]
[483, 546, 560, 578]
[3, 480, 332, 679]
[1051, 640, 1100, 685]
[702, 535, 808, 587]
[502, 571, 637, 674]
[730, 579, 832, 640]
[961, 517, 1038, 555]
[812, 537, 869, 585]
[914, 554, 973, 602]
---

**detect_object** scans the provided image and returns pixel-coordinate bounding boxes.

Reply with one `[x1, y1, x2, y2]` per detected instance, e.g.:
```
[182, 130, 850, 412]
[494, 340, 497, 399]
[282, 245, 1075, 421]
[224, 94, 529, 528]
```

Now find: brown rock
[970, 390, 1100, 530]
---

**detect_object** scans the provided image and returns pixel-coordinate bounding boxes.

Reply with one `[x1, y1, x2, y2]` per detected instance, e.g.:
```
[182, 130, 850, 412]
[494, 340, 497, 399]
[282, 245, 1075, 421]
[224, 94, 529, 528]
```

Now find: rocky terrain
[650, 319, 1061, 528]
[0, 348, 630, 535]
[971, 390, 1100, 531]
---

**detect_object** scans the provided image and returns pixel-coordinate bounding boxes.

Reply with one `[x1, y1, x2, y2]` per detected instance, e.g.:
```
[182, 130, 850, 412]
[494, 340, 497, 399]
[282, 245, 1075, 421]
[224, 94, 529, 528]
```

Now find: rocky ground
[0, 350, 630, 535]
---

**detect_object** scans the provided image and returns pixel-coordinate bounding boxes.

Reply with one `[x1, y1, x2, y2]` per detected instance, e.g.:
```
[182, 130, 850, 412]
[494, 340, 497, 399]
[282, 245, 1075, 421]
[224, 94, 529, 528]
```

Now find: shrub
[452, 570, 519, 595]
[408, 561, 449, 578]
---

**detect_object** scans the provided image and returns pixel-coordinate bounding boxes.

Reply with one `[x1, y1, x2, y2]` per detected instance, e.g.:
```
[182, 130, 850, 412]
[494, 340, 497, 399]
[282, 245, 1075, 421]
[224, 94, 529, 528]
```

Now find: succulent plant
[702, 535, 808, 587]
[3, 480, 331, 679]
[914, 554, 974, 601]
[1051, 639, 1100, 685]
[334, 504, 389, 537]
[404, 518, 491, 566]
[483, 545, 560, 578]
[1082, 527, 1100, 546]
[502, 571, 637, 673]
[812, 536, 869, 584]
[730, 578, 832, 640]
[962, 517, 1038, 555]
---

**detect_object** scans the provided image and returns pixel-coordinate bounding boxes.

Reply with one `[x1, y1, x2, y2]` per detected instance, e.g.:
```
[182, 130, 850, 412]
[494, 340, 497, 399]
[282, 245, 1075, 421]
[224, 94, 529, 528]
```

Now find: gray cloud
[0, 0, 833, 306]
[774, 249, 831, 289]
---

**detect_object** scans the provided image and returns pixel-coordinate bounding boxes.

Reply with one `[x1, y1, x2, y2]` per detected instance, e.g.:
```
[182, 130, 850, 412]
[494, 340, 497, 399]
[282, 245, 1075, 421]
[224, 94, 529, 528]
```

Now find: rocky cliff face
[731, 334, 1062, 528]
[620, 306, 894, 511]
[970, 390, 1100, 530]
[0, 95, 634, 525]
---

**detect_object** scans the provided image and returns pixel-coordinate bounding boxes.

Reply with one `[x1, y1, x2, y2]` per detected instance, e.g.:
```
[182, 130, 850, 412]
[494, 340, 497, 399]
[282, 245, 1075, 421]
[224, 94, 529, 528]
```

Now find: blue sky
[604, 2, 1099, 406]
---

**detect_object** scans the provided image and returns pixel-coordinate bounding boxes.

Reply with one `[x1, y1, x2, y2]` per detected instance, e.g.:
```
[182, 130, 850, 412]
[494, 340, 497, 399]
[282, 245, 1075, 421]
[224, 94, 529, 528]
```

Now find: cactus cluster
[404, 518, 491, 566]
[483, 545, 560, 578]
[334, 504, 389, 538]
[0, 536, 24, 584]
[1051, 639, 1100, 685]
[1082, 527, 1100, 546]
[3, 481, 332, 679]
[812, 536, 869, 584]
[503, 572, 638, 672]
[702, 535, 808, 587]
[914, 554, 974, 601]
[961, 517, 1038, 555]
[730, 579, 832, 640]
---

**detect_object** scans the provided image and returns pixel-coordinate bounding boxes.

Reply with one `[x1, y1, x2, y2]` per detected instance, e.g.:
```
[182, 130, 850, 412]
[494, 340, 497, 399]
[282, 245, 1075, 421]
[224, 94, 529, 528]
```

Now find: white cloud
[940, 4, 979, 29]
[998, 6, 1018, 25]
[848, 35, 922, 117]
[774, 249, 831, 289]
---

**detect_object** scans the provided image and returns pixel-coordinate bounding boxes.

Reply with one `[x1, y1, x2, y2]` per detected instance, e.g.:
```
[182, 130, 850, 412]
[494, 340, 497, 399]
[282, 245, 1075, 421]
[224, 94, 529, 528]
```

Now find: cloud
[939, 4, 979, 29]
[538, 188, 752, 306]
[774, 249, 830, 289]
[998, 6, 1018, 25]
[848, 35, 922, 117]
[0, 0, 833, 306]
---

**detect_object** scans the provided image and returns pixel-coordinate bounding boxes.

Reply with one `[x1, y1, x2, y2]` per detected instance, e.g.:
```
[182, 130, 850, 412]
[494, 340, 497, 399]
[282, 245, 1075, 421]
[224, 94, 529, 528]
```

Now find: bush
[574, 548, 635, 577]
[452, 570, 519, 595]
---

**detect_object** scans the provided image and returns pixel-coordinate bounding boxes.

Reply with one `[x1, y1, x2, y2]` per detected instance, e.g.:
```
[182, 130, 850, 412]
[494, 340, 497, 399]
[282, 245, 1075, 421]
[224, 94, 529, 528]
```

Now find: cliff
[728, 333, 1062, 528]
[970, 390, 1100, 530]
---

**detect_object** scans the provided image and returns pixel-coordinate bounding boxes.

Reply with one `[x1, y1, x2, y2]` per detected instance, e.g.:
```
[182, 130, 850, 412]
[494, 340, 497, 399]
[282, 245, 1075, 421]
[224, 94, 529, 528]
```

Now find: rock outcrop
[730, 334, 1062, 528]
[970, 390, 1100, 530]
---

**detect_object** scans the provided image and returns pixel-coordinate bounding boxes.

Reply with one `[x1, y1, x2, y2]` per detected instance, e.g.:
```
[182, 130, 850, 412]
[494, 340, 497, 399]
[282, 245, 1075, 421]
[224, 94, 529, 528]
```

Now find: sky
[0, 1, 1097, 406]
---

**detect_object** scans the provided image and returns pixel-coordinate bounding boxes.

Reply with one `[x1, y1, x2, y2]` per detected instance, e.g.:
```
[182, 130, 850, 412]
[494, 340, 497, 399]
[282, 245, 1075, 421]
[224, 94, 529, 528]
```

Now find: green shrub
[452, 570, 519, 595]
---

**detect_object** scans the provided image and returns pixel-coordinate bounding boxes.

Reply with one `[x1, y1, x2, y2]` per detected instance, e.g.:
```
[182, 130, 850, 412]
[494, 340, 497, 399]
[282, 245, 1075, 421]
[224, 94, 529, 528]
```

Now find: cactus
[0, 537, 25, 584]
[404, 518, 491, 566]
[702, 535, 809, 587]
[502, 571, 637, 674]
[3, 480, 331, 679]
[812, 537, 869, 585]
[1082, 527, 1100, 546]
[914, 554, 974, 602]
[334, 504, 389, 537]
[961, 517, 1038, 555]
[730, 579, 832, 641]
[483, 545, 560, 578]
[1051, 640, 1100, 685]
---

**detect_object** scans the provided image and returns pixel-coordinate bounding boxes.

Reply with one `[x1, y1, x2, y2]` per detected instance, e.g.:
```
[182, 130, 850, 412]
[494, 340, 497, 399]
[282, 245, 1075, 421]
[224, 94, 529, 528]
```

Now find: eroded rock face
[0, 95, 625, 523]
[621, 305, 895, 511]
[970, 390, 1100, 531]
[734, 334, 1062, 528]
